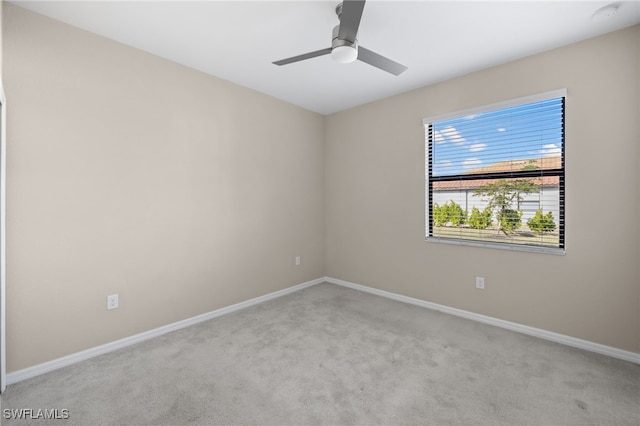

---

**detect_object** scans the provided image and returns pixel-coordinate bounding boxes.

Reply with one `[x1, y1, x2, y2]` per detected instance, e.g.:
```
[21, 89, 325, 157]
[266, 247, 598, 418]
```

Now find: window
[519, 200, 541, 212]
[424, 90, 565, 253]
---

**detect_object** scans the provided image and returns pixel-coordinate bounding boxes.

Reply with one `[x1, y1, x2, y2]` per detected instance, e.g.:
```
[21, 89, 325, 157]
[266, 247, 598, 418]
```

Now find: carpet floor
[1, 282, 639, 425]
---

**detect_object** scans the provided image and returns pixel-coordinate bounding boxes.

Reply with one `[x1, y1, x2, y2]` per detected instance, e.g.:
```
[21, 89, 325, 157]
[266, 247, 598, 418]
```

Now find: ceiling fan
[272, 0, 407, 76]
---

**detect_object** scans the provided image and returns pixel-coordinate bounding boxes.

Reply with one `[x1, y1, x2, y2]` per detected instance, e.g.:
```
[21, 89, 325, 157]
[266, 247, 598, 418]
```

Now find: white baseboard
[6, 277, 325, 386]
[7, 275, 638, 387]
[325, 276, 640, 365]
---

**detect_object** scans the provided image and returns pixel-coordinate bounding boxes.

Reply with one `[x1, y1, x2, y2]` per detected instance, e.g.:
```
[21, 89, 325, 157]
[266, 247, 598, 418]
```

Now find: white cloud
[469, 143, 486, 152]
[540, 143, 561, 156]
[440, 126, 466, 145]
[438, 160, 453, 168]
[433, 130, 445, 144]
[463, 158, 481, 168]
[497, 128, 506, 132]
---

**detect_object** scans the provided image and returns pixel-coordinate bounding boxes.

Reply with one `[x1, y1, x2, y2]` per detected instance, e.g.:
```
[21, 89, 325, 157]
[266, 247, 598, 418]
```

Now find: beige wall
[326, 25, 640, 353]
[4, 4, 325, 372]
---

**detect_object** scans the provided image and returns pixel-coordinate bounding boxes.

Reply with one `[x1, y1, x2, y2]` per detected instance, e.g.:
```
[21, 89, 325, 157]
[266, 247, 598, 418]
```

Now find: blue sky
[430, 98, 563, 177]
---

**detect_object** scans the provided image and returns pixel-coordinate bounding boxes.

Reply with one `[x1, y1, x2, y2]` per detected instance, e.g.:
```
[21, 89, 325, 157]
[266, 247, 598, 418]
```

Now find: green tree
[521, 159, 539, 171]
[527, 210, 556, 233]
[473, 179, 539, 235]
[468, 206, 493, 229]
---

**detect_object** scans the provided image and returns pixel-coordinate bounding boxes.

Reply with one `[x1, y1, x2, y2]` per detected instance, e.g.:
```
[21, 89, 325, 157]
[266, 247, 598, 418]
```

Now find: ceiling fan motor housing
[331, 25, 358, 63]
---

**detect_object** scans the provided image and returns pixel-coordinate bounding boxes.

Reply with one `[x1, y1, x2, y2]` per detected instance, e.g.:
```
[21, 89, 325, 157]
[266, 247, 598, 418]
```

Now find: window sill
[426, 236, 565, 255]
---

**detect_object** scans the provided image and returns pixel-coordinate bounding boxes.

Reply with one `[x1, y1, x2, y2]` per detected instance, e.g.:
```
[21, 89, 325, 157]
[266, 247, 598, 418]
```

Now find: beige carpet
[1, 282, 639, 425]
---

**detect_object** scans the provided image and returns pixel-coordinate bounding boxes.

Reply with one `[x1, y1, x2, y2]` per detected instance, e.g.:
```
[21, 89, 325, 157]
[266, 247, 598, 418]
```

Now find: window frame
[423, 89, 566, 255]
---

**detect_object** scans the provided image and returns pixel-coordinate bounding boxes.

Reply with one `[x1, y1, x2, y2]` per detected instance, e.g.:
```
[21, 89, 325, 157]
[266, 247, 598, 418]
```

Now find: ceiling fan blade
[273, 48, 333, 66]
[357, 46, 408, 76]
[338, 0, 366, 43]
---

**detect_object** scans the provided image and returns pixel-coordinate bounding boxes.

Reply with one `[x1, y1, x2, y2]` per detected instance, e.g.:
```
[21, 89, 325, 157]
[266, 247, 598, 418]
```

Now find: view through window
[424, 90, 565, 253]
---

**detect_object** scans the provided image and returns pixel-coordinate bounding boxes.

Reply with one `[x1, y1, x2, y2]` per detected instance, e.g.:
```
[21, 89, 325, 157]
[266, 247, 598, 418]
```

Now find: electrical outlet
[475, 277, 485, 290]
[295, 256, 301, 266]
[107, 294, 119, 310]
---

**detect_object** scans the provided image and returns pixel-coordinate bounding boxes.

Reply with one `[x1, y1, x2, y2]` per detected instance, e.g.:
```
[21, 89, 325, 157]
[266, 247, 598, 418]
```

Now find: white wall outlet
[295, 256, 301, 266]
[107, 294, 119, 310]
[475, 277, 485, 290]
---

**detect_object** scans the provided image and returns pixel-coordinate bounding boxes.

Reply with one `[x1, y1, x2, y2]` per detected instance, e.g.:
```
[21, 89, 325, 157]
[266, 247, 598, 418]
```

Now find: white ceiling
[11, 0, 640, 115]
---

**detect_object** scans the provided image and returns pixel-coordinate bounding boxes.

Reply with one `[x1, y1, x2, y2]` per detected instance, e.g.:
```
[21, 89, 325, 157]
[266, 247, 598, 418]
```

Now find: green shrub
[448, 201, 467, 226]
[468, 206, 493, 229]
[527, 210, 556, 233]
[433, 201, 466, 227]
[432, 202, 448, 227]
[498, 209, 522, 232]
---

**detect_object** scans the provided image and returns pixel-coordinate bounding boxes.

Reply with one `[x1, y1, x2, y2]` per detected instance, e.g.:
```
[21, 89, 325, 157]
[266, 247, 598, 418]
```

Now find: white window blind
[424, 90, 565, 253]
